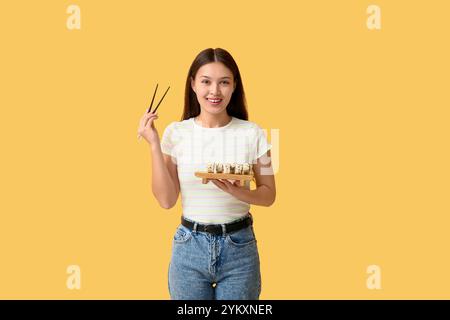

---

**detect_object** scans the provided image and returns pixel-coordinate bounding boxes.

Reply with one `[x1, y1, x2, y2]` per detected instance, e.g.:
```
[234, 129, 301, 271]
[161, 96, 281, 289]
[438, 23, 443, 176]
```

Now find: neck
[195, 112, 232, 128]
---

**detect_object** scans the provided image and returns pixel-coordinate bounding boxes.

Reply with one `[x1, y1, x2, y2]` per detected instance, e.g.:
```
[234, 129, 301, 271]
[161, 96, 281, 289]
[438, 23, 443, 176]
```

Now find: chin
[203, 106, 227, 115]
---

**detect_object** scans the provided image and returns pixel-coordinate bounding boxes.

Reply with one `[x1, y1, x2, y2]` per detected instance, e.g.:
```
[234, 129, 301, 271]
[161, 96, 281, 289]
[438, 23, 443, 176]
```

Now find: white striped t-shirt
[160, 116, 271, 224]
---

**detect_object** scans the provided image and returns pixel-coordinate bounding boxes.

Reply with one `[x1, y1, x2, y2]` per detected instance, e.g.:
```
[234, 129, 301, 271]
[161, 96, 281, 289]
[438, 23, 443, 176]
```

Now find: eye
[201, 80, 209, 84]
[221, 81, 230, 84]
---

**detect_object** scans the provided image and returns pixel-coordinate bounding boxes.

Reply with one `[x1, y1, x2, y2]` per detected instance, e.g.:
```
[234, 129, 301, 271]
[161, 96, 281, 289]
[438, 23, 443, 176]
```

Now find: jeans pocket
[226, 226, 256, 247]
[173, 225, 192, 244]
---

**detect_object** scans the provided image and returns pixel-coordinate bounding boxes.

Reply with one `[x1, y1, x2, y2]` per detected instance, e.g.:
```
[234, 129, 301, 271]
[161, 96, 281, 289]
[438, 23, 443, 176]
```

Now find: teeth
[208, 98, 221, 103]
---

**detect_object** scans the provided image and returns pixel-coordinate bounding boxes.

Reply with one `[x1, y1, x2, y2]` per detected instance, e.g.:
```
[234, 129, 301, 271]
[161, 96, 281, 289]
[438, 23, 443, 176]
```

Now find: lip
[206, 98, 223, 104]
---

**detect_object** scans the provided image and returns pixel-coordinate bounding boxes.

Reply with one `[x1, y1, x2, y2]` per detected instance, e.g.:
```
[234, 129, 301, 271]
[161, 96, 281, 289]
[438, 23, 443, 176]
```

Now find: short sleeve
[160, 122, 177, 157]
[255, 125, 272, 160]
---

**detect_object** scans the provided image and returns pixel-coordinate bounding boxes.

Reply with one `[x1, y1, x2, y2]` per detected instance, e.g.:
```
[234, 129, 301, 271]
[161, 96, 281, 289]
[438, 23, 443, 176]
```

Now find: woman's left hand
[210, 179, 247, 197]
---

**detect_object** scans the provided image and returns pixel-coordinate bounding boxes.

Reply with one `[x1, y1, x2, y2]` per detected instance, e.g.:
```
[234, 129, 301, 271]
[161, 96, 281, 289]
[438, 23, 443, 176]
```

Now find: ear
[190, 76, 196, 93]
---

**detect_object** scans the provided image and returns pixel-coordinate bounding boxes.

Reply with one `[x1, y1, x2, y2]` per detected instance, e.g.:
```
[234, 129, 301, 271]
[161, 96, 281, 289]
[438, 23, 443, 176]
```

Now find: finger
[143, 109, 157, 116]
[139, 112, 157, 128]
[219, 179, 232, 186]
[144, 114, 158, 128]
[141, 112, 158, 124]
[211, 180, 224, 190]
[144, 113, 158, 121]
[139, 116, 155, 133]
[138, 116, 157, 135]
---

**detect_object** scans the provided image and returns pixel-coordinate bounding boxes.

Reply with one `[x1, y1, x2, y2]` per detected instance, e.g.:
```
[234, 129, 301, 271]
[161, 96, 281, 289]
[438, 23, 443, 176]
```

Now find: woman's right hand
[137, 111, 160, 145]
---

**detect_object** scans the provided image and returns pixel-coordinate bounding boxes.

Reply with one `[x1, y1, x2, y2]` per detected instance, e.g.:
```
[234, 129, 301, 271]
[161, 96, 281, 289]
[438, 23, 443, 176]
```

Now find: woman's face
[191, 62, 236, 116]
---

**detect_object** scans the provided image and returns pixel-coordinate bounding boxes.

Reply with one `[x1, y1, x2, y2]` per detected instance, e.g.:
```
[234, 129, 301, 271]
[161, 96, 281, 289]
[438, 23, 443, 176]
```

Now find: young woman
[137, 48, 276, 300]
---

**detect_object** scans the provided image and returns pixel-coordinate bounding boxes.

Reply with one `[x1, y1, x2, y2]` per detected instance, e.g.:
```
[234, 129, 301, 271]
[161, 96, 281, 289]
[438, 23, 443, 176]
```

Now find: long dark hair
[182, 48, 248, 121]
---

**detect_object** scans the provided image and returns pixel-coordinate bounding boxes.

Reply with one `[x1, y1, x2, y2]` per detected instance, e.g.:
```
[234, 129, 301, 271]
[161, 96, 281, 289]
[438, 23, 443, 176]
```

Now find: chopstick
[147, 83, 159, 113]
[152, 86, 170, 113]
[138, 84, 170, 140]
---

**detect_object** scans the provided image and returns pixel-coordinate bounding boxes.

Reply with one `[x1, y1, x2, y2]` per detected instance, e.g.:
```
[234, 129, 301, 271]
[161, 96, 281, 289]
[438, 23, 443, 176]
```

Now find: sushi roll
[223, 163, 231, 174]
[206, 163, 215, 173]
[215, 162, 224, 173]
[234, 163, 243, 174]
[242, 163, 251, 175]
[230, 163, 236, 174]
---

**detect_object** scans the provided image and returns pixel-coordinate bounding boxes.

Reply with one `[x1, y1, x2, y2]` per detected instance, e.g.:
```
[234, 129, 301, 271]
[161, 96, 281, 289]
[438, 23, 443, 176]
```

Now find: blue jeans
[168, 215, 261, 300]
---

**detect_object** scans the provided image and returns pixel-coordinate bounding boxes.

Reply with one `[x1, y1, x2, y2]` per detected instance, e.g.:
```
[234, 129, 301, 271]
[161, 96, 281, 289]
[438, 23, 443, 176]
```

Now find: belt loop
[221, 224, 226, 236]
[193, 222, 198, 233]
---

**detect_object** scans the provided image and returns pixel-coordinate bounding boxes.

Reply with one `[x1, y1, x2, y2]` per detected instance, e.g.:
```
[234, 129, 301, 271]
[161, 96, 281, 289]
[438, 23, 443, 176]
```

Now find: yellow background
[1, 0, 449, 299]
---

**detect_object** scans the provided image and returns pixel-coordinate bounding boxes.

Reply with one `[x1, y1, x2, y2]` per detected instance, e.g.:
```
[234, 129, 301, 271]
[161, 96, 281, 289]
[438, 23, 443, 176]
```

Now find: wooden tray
[194, 172, 254, 184]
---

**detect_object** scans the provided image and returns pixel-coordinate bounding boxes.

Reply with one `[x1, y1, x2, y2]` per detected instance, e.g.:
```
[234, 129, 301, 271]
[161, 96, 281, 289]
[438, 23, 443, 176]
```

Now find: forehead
[196, 62, 233, 79]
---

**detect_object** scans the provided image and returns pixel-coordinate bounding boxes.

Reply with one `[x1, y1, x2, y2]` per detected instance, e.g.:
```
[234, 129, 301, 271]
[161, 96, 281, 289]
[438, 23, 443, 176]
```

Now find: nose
[210, 83, 220, 96]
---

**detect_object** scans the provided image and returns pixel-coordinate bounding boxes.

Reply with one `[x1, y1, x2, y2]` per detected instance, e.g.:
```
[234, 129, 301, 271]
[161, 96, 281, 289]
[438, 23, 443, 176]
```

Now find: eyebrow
[200, 75, 231, 80]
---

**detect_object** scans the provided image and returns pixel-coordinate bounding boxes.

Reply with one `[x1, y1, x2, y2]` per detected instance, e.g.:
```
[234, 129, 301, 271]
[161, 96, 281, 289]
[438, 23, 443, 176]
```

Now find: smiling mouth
[206, 98, 223, 104]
